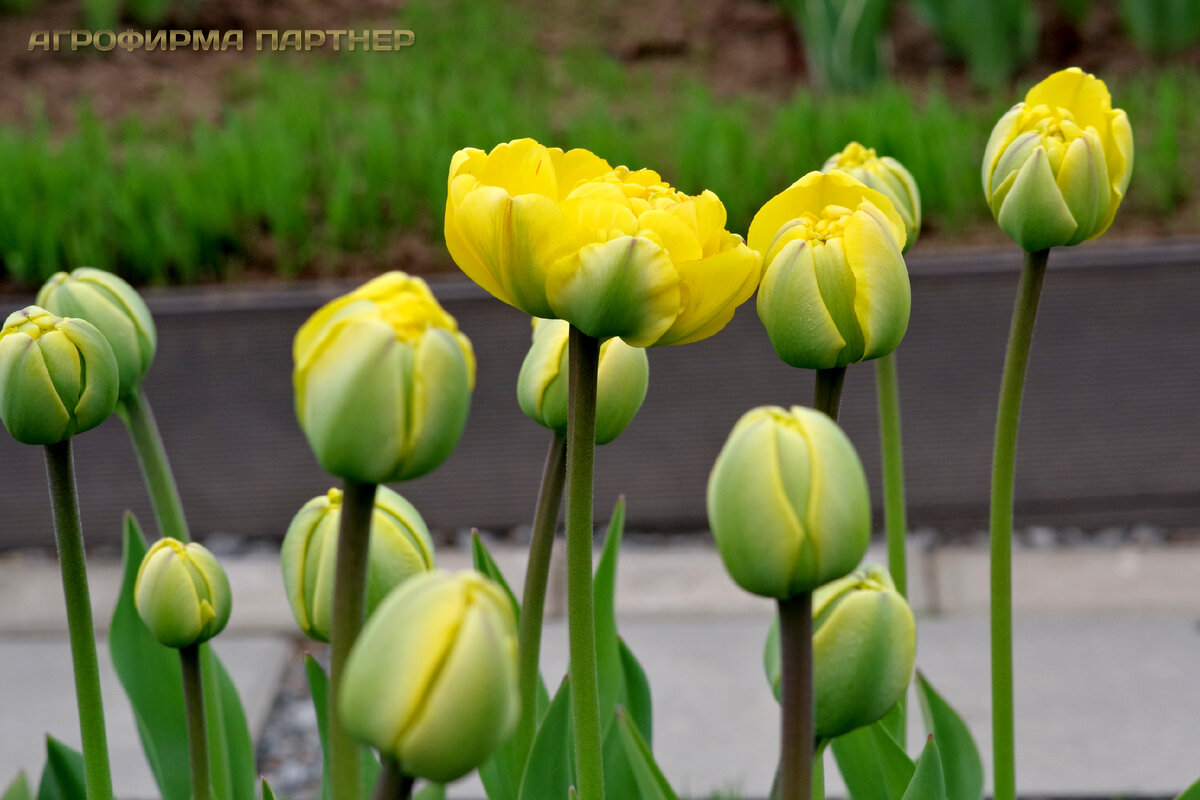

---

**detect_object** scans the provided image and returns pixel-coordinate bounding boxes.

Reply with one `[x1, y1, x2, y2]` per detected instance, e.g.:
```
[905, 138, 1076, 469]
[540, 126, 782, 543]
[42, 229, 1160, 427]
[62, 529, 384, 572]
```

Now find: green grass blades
[1119, 0, 1200, 55]
[900, 736, 947, 800]
[779, 0, 893, 91]
[830, 716, 914, 800]
[109, 514, 256, 800]
[914, 672, 983, 800]
[0, 773, 31, 800]
[908, 0, 1037, 87]
[304, 656, 381, 800]
[35, 737, 84, 800]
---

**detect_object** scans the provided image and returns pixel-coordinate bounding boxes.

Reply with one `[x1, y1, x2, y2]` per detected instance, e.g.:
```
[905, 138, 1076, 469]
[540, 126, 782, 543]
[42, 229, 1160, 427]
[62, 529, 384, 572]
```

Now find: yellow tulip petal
[655, 240, 762, 346]
[548, 148, 615, 198]
[36, 329, 82, 413]
[0, 335, 70, 444]
[398, 329, 473, 481]
[997, 146, 1079, 252]
[1056, 132, 1109, 245]
[843, 206, 911, 360]
[1025, 67, 1112, 137]
[982, 104, 1026, 194]
[756, 240, 847, 370]
[637, 209, 704, 263]
[475, 138, 559, 199]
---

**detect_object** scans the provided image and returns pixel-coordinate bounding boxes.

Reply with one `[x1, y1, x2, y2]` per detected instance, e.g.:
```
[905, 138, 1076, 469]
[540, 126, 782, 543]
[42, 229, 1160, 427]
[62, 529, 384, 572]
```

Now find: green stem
[117, 389, 190, 542]
[43, 440, 113, 800]
[989, 248, 1050, 800]
[371, 759, 414, 800]
[515, 432, 568, 760]
[777, 593, 814, 800]
[874, 351, 907, 749]
[180, 644, 211, 800]
[813, 367, 847, 422]
[330, 480, 378, 800]
[565, 327, 605, 800]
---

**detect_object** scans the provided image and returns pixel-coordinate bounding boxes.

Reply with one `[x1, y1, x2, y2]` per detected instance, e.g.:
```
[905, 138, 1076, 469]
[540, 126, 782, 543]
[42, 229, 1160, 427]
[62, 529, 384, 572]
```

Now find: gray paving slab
[0, 635, 292, 799]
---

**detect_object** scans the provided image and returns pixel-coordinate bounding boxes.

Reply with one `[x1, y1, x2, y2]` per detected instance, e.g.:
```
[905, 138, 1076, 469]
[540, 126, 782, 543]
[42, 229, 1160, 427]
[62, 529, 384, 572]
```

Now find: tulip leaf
[471, 531, 521, 622]
[518, 677, 575, 800]
[568, 789, 580, 800]
[260, 778, 277, 800]
[615, 706, 679, 800]
[1174, 776, 1200, 800]
[208, 644, 257, 800]
[1, 773, 31, 800]
[901, 736, 947, 800]
[36, 737, 84, 800]
[915, 672, 983, 800]
[831, 717, 914, 800]
[878, 700, 905, 748]
[413, 784, 446, 800]
[618, 639, 653, 744]
[594, 497, 627, 734]
[601, 710, 640, 800]
[306, 656, 381, 800]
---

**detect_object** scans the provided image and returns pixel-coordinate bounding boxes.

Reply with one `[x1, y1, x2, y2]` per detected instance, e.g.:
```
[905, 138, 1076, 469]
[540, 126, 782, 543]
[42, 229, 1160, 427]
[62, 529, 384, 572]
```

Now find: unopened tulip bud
[340, 570, 519, 784]
[707, 405, 870, 598]
[0, 306, 119, 445]
[517, 318, 649, 444]
[764, 565, 916, 739]
[983, 67, 1133, 252]
[293, 272, 475, 484]
[823, 142, 921, 252]
[280, 486, 435, 642]
[36, 268, 156, 399]
[135, 538, 232, 648]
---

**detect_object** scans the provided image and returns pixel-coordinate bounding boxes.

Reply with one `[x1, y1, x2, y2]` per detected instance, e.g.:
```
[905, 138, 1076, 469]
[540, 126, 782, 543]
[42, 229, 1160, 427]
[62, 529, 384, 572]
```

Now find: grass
[0, 0, 1198, 287]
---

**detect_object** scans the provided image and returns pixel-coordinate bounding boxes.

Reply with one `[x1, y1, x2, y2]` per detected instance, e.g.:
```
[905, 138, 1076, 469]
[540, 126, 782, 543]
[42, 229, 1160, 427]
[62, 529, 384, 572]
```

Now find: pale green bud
[280, 486, 435, 642]
[0, 306, 119, 445]
[134, 538, 232, 648]
[517, 317, 649, 444]
[764, 565, 916, 740]
[823, 142, 922, 252]
[36, 268, 156, 400]
[707, 405, 870, 598]
[293, 272, 475, 484]
[340, 570, 519, 784]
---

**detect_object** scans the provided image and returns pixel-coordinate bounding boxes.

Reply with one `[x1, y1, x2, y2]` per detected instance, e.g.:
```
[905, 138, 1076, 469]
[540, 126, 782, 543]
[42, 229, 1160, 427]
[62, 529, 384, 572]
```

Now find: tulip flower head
[707, 405, 871, 598]
[37, 268, 156, 400]
[281, 486, 435, 642]
[983, 67, 1133, 252]
[294, 272, 475, 484]
[135, 538, 233, 649]
[0, 306, 119, 445]
[445, 138, 762, 347]
[823, 142, 921, 252]
[764, 564, 916, 740]
[517, 317, 649, 444]
[748, 171, 910, 370]
[340, 570, 519, 784]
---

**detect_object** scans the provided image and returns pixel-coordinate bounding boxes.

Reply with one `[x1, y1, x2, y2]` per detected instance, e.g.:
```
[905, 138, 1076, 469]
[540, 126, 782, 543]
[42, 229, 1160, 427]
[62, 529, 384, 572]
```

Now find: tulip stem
[990, 248, 1050, 800]
[372, 759, 413, 800]
[813, 367, 847, 422]
[565, 326, 605, 800]
[875, 351, 908, 749]
[777, 592, 814, 800]
[43, 440, 114, 800]
[330, 479, 379, 800]
[515, 432, 568, 760]
[180, 644, 211, 800]
[118, 389, 191, 542]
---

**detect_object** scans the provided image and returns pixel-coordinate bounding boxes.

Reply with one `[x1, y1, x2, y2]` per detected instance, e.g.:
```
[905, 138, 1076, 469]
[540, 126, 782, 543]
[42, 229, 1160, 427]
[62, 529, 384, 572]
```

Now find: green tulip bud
[707, 405, 870, 598]
[280, 486, 435, 642]
[340, 570, 519, 784]
[764, 565, 916, 740]
[0, 306, 119, 445]
[517, 317, 649, 444]
[293, 272, 475, 484]
[36, 268, 156, 400]
[747, 171, 911, 370]
[983, 67, 1133, 252]
[823, 142, 922, 252]
[134, 538, 233, 648]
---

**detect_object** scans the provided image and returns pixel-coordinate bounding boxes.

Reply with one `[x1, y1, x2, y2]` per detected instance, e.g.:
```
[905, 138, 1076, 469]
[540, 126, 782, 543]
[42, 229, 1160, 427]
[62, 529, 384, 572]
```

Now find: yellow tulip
[983, 67, 1133, 252]
[748, 171, 910, 370]
[293, 272, 474, 484]
[823, 142, 922, 252]
[135, 538, 232, 649]
[445, 138, 762, 347]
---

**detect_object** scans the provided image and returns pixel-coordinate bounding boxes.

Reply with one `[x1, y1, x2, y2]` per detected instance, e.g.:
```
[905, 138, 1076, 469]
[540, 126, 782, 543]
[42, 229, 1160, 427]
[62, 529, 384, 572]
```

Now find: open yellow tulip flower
[748, 171, 910, 370]
[983, 67, 1133, 252]
[445, 138, 762, 347]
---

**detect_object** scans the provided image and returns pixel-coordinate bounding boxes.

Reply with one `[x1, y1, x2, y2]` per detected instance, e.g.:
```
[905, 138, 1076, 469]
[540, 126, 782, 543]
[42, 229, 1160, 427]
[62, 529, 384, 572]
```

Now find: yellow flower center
[374, 291, 459, 343]
[1, 307, 60, 340]
[1025, 105, 1086, 174]
[788, 205, 855, 246]
[832, 142, 877, 170]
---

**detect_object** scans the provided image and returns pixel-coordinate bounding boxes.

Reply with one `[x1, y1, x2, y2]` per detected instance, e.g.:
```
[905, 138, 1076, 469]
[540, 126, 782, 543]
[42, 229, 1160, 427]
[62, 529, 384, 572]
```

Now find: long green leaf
[594, 497, 627, 734]
[601, 713, 640, 800]
[212, 649, 257, 800]
[831, 718, 914, 800]
[901, 736, 947, 800]
[260, 777, 278, 800]
[615, 707, 679, 800]
[617, 639, 652, 745]
[36, 738, 85, 800]
[306, 656, 381, 800]
[915, 672, 983, 800]
[1, 773, 32, 800]
[518, 678, 575, 800]
[471, 531, 520, 622]
[1175, 776, 1200, 800]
